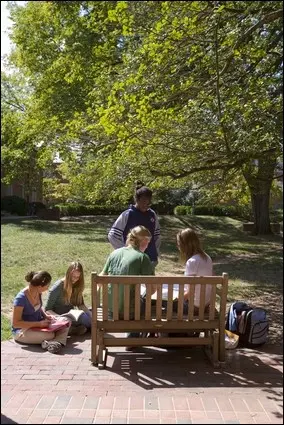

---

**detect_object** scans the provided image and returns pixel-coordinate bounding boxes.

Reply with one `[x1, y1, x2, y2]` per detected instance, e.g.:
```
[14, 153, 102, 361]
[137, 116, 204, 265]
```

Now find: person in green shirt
[101, 225, 156, 323]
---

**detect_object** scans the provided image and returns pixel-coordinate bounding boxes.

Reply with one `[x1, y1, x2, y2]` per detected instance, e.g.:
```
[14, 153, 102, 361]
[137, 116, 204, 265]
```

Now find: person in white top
[177, 228, 213, 309]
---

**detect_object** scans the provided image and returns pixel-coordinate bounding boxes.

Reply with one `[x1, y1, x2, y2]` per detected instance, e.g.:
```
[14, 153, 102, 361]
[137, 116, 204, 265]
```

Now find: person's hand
[38, 319, 50, 328]
[45, 314, 54, 322]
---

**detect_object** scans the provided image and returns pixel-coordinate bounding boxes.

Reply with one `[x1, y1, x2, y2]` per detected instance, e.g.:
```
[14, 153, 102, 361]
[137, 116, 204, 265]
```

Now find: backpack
[225, 302, 269, 347]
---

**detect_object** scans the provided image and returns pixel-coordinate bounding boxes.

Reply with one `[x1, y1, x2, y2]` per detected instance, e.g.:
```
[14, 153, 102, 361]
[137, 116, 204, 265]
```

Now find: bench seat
[91, 274, 228, 368]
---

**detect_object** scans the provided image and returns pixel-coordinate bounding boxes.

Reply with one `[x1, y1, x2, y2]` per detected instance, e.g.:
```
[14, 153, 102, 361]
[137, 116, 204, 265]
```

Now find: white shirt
[185, 253, 213, 307]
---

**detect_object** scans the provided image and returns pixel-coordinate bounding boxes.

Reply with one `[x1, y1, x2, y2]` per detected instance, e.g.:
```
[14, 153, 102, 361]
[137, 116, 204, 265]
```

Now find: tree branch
[214, 14, 231, 154]
[219, 9, 283, 77]
[3, 99, 25, 112]
[150, 158, 245, 179]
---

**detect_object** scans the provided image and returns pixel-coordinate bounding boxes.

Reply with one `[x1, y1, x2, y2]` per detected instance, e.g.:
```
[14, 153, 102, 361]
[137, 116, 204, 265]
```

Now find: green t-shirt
[102, 246, 154, 315]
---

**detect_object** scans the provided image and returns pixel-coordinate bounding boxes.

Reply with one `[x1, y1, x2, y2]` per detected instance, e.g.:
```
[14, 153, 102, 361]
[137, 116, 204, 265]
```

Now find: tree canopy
[4, 1, 283, 233]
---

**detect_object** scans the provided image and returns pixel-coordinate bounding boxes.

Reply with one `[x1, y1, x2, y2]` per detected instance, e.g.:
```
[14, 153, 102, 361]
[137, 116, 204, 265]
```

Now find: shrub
[37, 207, 60, 220]
[1, 196, 28, 216]
[152, 202, 175, 214]
[28, 202, 46, 215]
[174, 204, 251, 218]
[174, 205, 192, 215]
[55, 203, 124, 217]
[193, 205, 238, 216]
[235, 205, 253, 220]
[270, 209, 283, 223]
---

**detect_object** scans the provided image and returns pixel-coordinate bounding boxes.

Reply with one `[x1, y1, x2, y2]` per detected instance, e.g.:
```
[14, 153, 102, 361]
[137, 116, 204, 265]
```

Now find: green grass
[1, 215, 283, 343]
[1, 314, 12, 341]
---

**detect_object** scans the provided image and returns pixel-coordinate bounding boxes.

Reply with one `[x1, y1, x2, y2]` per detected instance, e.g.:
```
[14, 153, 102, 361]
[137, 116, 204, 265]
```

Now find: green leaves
[4, 1, 282, 232]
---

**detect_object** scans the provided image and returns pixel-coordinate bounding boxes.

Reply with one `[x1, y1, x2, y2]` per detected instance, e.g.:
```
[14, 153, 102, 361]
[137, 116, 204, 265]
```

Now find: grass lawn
[1, 215, 283, 343]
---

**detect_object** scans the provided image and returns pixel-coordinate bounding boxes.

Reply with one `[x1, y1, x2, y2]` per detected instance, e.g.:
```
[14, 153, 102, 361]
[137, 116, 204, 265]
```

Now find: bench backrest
[92, 273, 228, 326]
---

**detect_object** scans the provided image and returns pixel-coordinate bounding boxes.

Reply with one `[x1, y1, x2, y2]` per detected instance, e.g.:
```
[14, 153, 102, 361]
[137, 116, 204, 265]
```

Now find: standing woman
[108, 181, 161, 268]
[45, 261, 92, 335]
[177, 228, 213, 310]
[12, 271, 70, 354]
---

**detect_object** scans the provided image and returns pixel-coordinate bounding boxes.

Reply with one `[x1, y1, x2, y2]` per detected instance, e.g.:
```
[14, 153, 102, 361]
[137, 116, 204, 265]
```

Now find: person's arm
[97, 257, 111, 288]
[39, 294, 54, 320]
[41, 308, 54, 321]
[78, 303, 92, 317]
[141, 254, 156, 295]
[108, 210, 129, 249]
[153, 212, 161, 256]
[184, 258, 198, 300]
[44, 281, 63, 312]
[12, 305, 50, 329]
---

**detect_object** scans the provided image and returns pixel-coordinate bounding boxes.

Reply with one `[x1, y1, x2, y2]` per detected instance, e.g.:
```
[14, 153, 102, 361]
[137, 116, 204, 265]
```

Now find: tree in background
[6, 1, 283, 233]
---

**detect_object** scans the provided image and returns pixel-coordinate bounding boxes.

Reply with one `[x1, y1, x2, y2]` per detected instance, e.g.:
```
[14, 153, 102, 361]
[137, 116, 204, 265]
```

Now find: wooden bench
[91, 273, 228, 369]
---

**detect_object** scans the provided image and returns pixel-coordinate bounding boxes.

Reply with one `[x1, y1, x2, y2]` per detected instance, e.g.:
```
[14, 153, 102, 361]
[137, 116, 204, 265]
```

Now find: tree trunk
[250, 190, 271, 235]
[242, 152, 277, 235]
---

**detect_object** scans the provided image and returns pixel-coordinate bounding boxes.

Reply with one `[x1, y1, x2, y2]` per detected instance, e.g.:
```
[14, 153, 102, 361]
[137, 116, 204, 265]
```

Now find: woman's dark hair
[25, 271, 52, 287]
[134, 180, 152, 201]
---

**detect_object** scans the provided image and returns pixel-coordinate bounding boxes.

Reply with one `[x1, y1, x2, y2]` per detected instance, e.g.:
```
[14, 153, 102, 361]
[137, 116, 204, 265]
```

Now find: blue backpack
[225, 302, 269, 347]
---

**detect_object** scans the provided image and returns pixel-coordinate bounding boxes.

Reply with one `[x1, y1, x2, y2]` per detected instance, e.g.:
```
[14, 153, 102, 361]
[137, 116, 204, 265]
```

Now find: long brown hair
[177, 228, 207, 263]
[63, 261, 84, 306]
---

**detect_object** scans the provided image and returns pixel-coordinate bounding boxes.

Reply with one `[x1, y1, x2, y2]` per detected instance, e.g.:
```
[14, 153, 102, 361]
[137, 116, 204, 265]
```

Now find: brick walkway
[1, 335, 283, 424]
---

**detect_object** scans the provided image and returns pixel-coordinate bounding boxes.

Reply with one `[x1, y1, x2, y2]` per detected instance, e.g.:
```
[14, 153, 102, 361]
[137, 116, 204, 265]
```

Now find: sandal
[46, 341, 63, 354]
[41, 340, 49, 350]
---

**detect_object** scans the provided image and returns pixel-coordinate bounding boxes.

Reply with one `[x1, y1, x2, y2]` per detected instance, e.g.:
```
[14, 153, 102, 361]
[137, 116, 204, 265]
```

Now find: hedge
[56, 202, 176, 216]
[55, 203, 124, 217]
[1, 196, 28, 216]
[174, 205, 192, 215]
[193, 205, 238, 216]
[174, 204, 252, 219]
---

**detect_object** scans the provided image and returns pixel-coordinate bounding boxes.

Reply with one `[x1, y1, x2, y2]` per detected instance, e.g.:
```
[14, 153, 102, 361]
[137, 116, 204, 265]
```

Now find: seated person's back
[101, 226, 155, 317]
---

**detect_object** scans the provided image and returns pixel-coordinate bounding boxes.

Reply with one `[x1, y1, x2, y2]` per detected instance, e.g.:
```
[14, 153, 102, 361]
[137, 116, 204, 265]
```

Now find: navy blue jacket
[108, 205, 161, 262]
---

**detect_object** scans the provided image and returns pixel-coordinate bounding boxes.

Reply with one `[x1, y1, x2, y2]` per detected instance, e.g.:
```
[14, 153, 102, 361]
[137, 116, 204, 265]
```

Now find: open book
[60, 309, 85, 321]
[141, 284, 181, 300]
[30, 320, 69, 332]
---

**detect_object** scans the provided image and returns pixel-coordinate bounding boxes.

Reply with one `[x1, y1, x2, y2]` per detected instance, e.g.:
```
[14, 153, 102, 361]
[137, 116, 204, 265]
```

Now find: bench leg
[98, 347, 108, 370]
[91, 328, 98, 365]
[219, 326, 225, 362]
[212, 330, 219, 365]
[98, 346, 103, 369]
[97, 329, 107, 369]
[204, 330, 219, 368]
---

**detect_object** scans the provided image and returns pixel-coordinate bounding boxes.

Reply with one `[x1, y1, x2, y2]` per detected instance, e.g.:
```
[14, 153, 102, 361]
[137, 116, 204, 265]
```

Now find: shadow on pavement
[1, 414, 18, 424]
[106, 344, 283, 394]
[15, 333, 92, 355]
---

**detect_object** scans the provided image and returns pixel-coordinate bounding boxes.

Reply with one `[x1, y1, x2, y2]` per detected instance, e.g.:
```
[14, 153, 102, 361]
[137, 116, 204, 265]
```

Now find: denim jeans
[77, 311, 92, 329]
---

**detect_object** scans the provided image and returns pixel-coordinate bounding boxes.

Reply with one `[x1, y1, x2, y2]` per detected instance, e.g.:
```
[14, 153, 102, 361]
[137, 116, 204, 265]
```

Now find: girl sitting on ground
[45, 261, 92, 335]
[12, 271, 70, 354]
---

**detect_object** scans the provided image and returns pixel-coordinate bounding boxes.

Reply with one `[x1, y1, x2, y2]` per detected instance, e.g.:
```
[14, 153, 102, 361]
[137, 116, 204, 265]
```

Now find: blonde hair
[63, 261, 84, 306]
[177, 228, 207, 263]
[126, 225, 152, 250]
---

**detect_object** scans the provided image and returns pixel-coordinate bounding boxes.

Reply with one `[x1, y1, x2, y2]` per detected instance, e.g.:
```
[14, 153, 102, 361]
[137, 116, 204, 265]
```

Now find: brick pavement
[1, 334, 283, 424]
